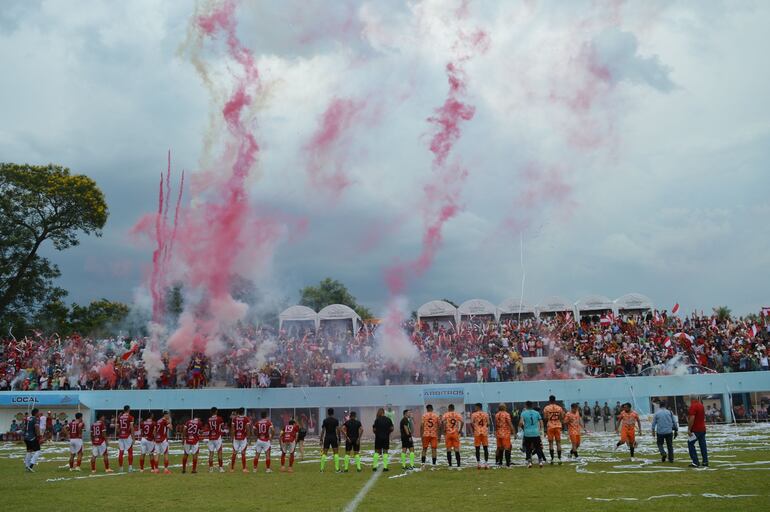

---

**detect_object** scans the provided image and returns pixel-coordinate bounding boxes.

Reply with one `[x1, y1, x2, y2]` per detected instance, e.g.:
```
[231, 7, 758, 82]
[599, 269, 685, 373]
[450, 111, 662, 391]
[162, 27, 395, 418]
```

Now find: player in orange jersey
[563, 403, 585, 460]
[542, 395, 566, 465]
[470, 403, 490, 469]
[615, 402, 642, 460]
[494, 403, 514, 467]
[442, 404, 464, 467]
[420, 404, 440, 466]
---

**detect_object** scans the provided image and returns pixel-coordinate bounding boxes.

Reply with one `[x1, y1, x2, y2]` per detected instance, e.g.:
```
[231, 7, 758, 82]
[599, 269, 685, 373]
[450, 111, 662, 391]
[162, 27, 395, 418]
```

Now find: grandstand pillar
[722, 393, 732, 423]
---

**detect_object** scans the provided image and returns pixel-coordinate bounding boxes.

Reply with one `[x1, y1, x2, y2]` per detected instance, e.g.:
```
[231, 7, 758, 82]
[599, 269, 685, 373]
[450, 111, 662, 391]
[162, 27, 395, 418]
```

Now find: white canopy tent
[497, 299, 536, 320]
[458, 299, 498, 322]
[614, 293, 654, 314]
[417, 300, 459, 326]
[279, 305, 318, 331]
[536, 296, 573, 317]
[575, 294, 614, 319]
[318, 304, 361, 334]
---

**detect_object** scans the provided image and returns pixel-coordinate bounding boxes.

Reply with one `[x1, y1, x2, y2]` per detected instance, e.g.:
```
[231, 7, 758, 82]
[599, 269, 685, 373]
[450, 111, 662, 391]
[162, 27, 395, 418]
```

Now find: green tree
[299, 277, 372, 319]
[713, 306, 732, 323]
[68, 299, 130, 337]
[0, 163, 108, 323]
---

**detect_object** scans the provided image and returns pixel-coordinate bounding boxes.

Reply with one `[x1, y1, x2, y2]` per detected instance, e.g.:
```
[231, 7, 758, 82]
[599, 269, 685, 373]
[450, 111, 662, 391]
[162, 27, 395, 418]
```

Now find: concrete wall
[2, 371, 769, 431]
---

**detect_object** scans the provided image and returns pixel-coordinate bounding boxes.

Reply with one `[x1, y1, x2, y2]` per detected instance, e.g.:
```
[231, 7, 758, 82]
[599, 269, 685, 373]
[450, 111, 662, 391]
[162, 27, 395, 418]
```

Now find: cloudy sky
[1, 0, 768, 317]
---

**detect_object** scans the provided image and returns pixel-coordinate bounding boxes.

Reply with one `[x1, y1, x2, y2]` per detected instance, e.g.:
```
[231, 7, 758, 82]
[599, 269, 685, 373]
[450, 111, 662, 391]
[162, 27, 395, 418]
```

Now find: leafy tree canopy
[299, 278, 372, 320]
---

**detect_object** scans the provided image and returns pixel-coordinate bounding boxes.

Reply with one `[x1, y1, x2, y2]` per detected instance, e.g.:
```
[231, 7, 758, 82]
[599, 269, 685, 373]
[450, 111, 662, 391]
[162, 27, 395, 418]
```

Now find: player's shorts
[183, 442, 199, 455]
[620, 426, 636, 444]
[569, 433, 581, 445]
[401, 437, 414, 450]
[140, 438, 155, 455]
[421, 436, 438, 449]
[118, 438, 134, 451]
[474, 434, 489, 447]
[207, 438, 223, 453]
[547, 427, 562, 442]
[345, 438, 361, 452]
[374, 437, 390, 451]
[24, 438, 41, 452]
[91, 441, 107, 457]
[153, 440, 169, 455]
[233, 439, 248, 454]
[69, 438, 83, 454]
[496, 435, 512, 450]
[281, 441, 296, 454]
[253, 439, 271, 454]
[322, 437, 339, 450]
[297, 429, 307, 441]
[445, 433, 460, 450]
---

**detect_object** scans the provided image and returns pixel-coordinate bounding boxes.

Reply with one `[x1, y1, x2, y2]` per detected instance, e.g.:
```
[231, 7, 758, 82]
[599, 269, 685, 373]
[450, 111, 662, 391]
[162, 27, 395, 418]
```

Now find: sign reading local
[0, 394, 79, 406]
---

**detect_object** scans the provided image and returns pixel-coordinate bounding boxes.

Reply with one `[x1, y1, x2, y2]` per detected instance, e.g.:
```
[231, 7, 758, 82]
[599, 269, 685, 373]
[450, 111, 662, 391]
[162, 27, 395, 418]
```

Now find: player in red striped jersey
[253, 410, 274, 473]
[152, 411, 172, 474]
[138, 412, 156, 472]
[230, 407, 251, 473]
[64, 412, 85, 471]
[279, 419, 299, 473]
[205, 407, 226, 473]
[90, 414, 112, 473]
[117, 405, 136, 472]
[182, 415, 204, 474]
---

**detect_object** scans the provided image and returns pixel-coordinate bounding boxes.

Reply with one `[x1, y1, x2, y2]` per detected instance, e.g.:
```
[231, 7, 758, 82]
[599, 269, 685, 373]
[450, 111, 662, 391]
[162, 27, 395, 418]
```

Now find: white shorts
[140, 438, 155, 455]
[233, 439, 248, 454]
[207, 438, 223, 453]
[183, 443, 199, 455]
[118, 438, 134, 451]
[253, 439, 271, 454]
[69, 439, 83, 454]
[92, 442, 107, 457]
[281, 441, 296, 454]
[153, 440, 169, 455]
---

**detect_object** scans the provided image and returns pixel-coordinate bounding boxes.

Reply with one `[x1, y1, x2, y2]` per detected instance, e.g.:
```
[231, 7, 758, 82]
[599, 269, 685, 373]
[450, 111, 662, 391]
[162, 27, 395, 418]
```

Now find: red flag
[749, 325, 758, 338]
[664, 337, 671, 347]
[671, 303, 680, 315]
[121, 343, 139, 361]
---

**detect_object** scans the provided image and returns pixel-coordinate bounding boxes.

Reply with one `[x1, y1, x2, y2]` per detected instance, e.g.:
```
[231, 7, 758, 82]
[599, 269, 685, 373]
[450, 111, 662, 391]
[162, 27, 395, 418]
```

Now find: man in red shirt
[65, 412, 85, 471]
[253, 410, 274, 473]
[205, 407, 226, 473]
[279, 419, 299, 473]
[90, 414, 112, 473]
[230, 407, 251, 473]
[153, 411, 172, 474]
[139, 412, 156, 472]
[687, 396, 709, 468]
[182, 415, 203, 474]
[116, 405, 135, 472]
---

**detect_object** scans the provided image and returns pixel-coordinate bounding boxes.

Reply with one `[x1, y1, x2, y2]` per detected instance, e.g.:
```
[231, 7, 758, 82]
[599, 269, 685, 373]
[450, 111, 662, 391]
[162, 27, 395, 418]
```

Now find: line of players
[60, 406, 301, 474]
[315, 396, 642, 472]
[25, 397, 643, 474]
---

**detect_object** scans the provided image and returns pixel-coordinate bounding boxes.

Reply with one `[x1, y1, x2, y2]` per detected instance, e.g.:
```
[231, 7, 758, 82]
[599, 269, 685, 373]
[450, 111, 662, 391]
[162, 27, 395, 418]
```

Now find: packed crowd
[0, 309, 768, 391]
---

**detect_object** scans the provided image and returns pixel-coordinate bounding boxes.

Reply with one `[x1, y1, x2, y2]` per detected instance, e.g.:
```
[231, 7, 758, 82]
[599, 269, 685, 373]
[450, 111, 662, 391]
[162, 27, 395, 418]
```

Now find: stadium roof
[536, 296, 573, 314]
[458, 299, 498, 319]
[615, 293, 654, 312]
[575, 294, 614, 313]
[417, 300, 458, 322]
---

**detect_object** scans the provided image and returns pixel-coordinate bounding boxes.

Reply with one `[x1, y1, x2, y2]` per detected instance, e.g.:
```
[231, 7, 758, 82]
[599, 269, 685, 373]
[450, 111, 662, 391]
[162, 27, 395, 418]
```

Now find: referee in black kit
[372, 407, 394, 472]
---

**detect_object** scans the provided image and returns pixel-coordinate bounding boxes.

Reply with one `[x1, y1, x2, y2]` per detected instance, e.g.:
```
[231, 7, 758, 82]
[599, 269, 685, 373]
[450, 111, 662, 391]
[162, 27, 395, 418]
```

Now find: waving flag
[671, 303, 680, 315]
[121, 343, 139, 361]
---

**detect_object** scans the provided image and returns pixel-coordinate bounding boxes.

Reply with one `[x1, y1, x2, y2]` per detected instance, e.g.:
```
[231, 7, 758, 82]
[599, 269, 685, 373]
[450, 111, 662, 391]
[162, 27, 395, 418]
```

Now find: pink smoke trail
[384, 23, 489, 295]
[379, 3, 488, 362]
[304, 97, 364, 197]
[163, 0, 279, 365]
[150, 171, 165, 323]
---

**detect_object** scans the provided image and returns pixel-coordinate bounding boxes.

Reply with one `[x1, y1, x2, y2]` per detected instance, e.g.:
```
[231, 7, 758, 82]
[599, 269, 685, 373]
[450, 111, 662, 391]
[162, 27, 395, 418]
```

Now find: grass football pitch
[2, 423, 768, 511]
